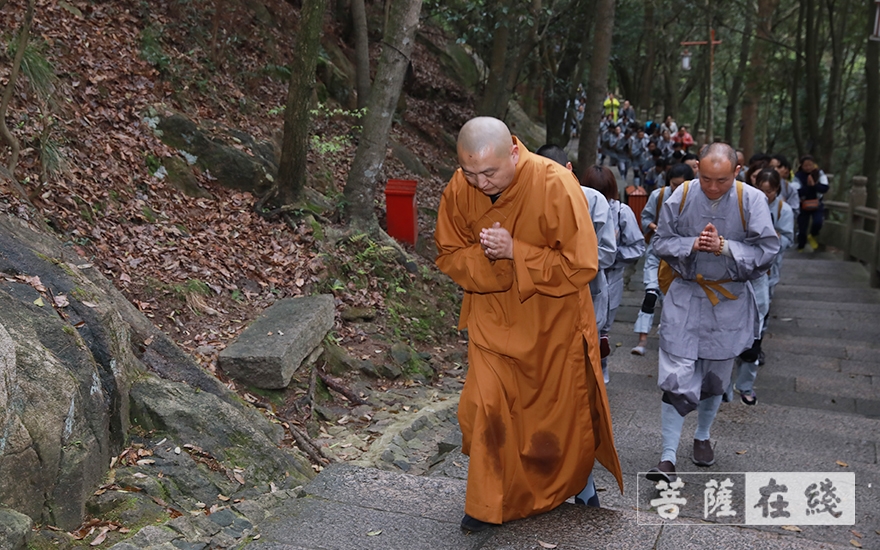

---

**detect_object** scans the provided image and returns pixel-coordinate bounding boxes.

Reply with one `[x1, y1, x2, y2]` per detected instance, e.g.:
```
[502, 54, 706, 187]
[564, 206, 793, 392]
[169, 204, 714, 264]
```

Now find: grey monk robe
[653, 180, 779, 413]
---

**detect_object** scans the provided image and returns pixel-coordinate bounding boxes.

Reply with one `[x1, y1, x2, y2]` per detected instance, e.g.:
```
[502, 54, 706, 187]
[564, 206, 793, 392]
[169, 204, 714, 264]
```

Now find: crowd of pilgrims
[549, 103, 831, 406]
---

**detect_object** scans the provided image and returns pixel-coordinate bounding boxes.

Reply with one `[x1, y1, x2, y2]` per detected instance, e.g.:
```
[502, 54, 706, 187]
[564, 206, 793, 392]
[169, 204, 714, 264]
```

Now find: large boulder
[318, 37, 358, 109]
[505, 100, 547, 152]
[0, 214, 313, 531]
[153, 113, 278, 196]
[0, 508, 31, 550]
[417, 33, 486, 92]
[129, 376, 314, 484]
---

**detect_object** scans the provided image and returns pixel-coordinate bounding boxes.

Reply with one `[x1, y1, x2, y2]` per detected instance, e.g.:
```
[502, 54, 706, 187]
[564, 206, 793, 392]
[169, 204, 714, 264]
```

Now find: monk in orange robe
[435, 117, 623, 531]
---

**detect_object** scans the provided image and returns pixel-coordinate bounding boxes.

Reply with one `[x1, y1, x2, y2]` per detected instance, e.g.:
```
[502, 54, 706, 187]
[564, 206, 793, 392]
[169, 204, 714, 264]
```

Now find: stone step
[218, 295, 334, 389]
[246, 464, 853, 550]
[246, 464, 488, 550]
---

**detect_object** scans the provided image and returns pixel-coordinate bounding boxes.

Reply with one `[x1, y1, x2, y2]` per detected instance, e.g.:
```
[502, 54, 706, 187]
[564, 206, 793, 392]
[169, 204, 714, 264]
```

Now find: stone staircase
[242, 250, 878, 549]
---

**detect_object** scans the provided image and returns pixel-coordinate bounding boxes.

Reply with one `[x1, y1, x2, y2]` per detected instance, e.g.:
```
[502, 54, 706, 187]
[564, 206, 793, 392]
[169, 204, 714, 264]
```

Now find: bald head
[700, 142, 739, 173]
[456, 117, 520, 196]
[457, 117, 514, 158]
[698, 142, 739, 200]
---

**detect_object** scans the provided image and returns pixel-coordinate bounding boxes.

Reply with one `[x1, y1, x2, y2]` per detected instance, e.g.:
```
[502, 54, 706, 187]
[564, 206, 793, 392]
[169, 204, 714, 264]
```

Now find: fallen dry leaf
[836, 460, 849, 467]
[849, 540, 862, 548]
[781, 525, 802, 532]
[54, 295, 70, 307]
[736, 450, 747, 455]
[538, 541, 558, 549]
[366, 530, 382, 536]
[33, 297, 44, 307]
[851, 530, 862, 538]
[218, 494, 230, 502]
[90, 527, 110, 546]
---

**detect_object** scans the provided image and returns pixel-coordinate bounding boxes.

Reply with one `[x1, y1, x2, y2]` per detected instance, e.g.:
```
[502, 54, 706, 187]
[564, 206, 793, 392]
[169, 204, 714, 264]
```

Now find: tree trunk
[209, 0, 225, 63]
[612, 58, 635, 105]
[543, 28, 583, 147]
[791, 0, 806, 157]
[351, 0, 371, 108]
[0, 0, 34, 174]
[637, 0, 656, 115]
[344, 0, 422, 232]
[864, 0, 880, 208]
[724, 10, 752, 144]
[739, 0, 779, 160]
[501, 1, 543, 101]
[577, 0, 615, 180]
[477, 0, 512, 118]
[804, 0, 822, 153]
[818, 0, 848, 171]
[276, 0, 327, 206]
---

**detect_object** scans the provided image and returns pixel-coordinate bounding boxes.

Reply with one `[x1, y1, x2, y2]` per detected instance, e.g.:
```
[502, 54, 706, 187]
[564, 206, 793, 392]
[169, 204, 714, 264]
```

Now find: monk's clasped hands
[694, 222, 723, 255]
[480, 222, 514, 261]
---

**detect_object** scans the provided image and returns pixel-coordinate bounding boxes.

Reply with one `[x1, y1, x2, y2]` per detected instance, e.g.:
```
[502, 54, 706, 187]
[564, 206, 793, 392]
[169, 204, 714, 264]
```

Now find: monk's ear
[566, 162, 573, 172]
[509, 141, 519, 164]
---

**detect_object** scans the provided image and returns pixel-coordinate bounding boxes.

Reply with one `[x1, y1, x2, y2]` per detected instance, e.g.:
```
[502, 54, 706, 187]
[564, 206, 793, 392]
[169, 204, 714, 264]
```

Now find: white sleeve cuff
[721, 239, 732, 257]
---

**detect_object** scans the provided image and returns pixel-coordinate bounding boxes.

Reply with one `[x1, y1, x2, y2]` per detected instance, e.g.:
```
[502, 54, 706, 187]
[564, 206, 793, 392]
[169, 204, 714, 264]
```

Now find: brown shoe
[645, 460, 676, 483]
[693, 439, 715, 467]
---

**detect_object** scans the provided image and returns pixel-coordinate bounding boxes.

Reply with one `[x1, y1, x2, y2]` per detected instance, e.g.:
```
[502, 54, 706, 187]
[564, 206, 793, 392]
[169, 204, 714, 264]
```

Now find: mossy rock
[162, 156, 213, 199]
[321, 343, 362, 376]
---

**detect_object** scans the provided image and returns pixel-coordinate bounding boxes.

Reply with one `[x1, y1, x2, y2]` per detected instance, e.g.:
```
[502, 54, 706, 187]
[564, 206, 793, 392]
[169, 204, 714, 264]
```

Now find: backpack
[657, 180, 746, 295]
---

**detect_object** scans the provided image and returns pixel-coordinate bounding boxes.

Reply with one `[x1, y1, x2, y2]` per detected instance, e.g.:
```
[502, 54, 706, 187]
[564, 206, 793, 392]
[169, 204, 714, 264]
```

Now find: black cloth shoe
[600, 336, 611, 358]
[646, 460, 676, 483]
[574, 493, 601, 507]
[693, 439, 715, 467]
[757, 350, 766, 366]
[461, 514, 493, 533]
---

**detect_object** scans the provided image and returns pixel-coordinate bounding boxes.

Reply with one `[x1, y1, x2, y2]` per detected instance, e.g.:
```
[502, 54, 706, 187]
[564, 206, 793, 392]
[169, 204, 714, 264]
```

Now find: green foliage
[140, 25, 170, 72]
[40, 136, 67, 177]
[144, 153, 161, 174]
[309, 134, 351, 155]
[263, 63, 292, 81]
[172, 278, 211, 299]
[141, 205, 157, 223]
[315, 232, 461, 345]
[324, 331, 340, 346]
[9, 38, 57, 102]
[307, 103, 367, 154]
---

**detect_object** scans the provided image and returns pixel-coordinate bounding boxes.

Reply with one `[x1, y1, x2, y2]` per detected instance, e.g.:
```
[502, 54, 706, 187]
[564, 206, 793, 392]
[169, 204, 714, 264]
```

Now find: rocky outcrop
[505, 100, 547, 152]
[0, 214, 313, 535]
[0, 508, 31, 550]
[153, 113, 279, 196]
[129, 376, 313, 483]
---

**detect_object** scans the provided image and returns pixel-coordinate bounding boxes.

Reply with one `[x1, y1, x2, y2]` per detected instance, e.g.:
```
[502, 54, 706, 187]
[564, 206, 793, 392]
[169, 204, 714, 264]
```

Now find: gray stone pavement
[244, 249, 879, 549]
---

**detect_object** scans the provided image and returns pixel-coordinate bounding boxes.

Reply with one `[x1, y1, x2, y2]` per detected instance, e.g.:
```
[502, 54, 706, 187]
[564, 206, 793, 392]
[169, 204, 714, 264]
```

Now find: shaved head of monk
[698, 142, 740, 200]
[457, 117, 519, 196]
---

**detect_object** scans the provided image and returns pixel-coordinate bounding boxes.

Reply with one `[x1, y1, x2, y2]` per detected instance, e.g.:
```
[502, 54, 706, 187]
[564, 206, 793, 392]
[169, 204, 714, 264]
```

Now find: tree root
[284, 420, 332, 466]
[318, 370, 367, 405]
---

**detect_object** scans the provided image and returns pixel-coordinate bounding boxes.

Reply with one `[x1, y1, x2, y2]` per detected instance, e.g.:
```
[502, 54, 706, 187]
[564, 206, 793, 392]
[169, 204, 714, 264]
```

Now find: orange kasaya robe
[434, 138, 624, 525]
